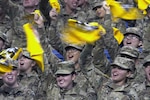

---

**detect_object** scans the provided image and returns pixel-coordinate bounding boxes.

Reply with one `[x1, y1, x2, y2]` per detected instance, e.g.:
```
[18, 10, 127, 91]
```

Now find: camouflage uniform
[0, 2, 13, 48]
[143, 25, 150, 53]
[137, 54, 150, 99]
[46, 61, 96, 100]
[138, 80, 150, 100]
[97, 57, 139, 100]
[18, 70, 40, 95]
[18, 49, 43, 99]
[80, 40, 110, 92]
[4, 0, 38, 48]
[98, 80, 138, 100]
[135, 6, 150, 37]
[0, 84, 35, 100]
[47, 83, 92, 100]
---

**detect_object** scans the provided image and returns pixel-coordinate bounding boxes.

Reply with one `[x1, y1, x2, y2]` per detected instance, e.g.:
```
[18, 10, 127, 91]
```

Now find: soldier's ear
[31, 61, 36, 67]
[126, 71, 131, 78]
[138, 41, 143, 47]
[72, 74, 76, 81]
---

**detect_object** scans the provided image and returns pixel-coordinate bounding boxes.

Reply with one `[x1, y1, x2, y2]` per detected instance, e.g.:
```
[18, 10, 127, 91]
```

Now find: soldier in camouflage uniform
[0, 49, 35, 100]
[46, 61, 96, 100]
[138, 54, 150, 99]
[4, 0, 40, 48]
[97, 57, 139, 100]
[116, 46, 147, 93]
[35, 18, 97, 97]
[18, 49, 42, 99]
[0, 32, 9, 87]
[0, 69, 35, 100]
[80, 42, 110, 92]
[122, 27, 143, 48]
[88, 1, 119, 62]
[63, 44, 96, 97]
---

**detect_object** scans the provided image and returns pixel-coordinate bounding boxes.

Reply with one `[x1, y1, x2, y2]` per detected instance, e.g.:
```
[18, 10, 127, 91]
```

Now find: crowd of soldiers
[0, 0, 150, 99]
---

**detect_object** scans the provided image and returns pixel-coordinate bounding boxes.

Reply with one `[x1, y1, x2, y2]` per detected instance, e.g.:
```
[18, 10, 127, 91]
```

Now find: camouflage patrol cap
[65, 44, 84, 51]
[124, 27, 142, 40]
[111, 57, 135, 71]
[119, 46, 139, 58]
[55, 61, 75, 75]
[143, 55, 150, 67]
[92, 1, 103, 10]
[22, 48, 32, 59]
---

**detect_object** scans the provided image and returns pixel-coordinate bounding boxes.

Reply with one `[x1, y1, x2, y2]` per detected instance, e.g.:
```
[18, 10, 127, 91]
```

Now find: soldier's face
[18, 55, 35, 73]
[56, 74, 75, 89]
[145, 65, 150, 82]
[65, 47, 81, 63]
[2, 70, 18, 87]
[23, 0, 39, 8]
[111, 66, 131, 85]
[123, 34, 142, 48]
[95, 7, 106, 18]
[64, 0, 79, 10]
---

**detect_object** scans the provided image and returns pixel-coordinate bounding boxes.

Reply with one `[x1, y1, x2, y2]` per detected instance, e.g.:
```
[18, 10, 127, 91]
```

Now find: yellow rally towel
[61, 19, 106, 45]
[113, 27, 124, 44]
[0, 64, 12, 73]
[106, 0, 144, 20]
[137, 0, 150, 10]
[49, 0, 60, 13]
[23, 23, 44, 72]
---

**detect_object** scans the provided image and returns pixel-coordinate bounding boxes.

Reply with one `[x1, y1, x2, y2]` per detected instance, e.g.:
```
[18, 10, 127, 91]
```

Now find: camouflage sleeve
[5, 0, 20, 20]
[103, 20, 119, 62]
[92, 37, 110, 74]
[22, 88, 37, 100]
[79, 44, 94, 74]
[47, 20, 64, 55]
[143, 26, 150, 52]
